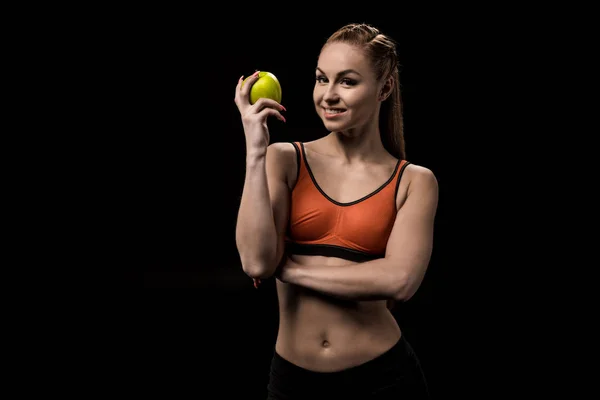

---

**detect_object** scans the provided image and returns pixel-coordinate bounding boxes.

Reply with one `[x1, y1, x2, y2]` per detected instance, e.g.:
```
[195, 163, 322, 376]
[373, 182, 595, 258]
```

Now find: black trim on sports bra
[300, 142, 402, 207]
[394, 161, 411, 206]
[290, 142, 301, 184]
[286, 242, 384, 262]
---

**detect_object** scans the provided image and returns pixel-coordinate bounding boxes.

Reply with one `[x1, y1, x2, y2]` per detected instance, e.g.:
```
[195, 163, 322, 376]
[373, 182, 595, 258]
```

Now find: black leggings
[266, 335, 430, 399]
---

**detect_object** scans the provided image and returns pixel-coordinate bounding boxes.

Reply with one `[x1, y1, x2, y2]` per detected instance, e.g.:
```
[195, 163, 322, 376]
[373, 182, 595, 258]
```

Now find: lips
[323, 107, 347, 119]
[324, 108, 346, 113]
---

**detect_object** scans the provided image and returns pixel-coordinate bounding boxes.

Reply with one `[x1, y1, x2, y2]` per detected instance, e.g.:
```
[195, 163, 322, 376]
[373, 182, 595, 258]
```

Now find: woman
[235, 23, 438, 399]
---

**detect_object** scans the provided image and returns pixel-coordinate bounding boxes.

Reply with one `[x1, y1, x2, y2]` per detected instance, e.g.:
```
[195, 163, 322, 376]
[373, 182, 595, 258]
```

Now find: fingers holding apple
[242, 71, 285, 122]
[248, 97, 286, 124]
[235, 70, 285, 151]
[234, 71, 260, 112]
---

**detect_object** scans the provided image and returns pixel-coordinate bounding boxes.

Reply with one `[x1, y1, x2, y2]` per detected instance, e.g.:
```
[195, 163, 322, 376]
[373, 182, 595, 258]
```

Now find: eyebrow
[316, 67, 362, 77]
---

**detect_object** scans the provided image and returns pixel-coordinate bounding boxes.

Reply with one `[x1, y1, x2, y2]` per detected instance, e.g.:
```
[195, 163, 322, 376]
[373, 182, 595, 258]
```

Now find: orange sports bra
[285, 141, 410, 262]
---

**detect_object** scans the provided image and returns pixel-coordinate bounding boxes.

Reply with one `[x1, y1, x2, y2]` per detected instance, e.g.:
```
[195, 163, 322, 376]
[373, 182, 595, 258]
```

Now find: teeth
[326, 109, 345, 114]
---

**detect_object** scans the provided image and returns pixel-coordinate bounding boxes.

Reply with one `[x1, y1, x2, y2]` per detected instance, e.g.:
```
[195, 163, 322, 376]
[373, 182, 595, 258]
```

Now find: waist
[273, 334, 406, 377]
[268, 334, 409, 399]
[275, 281, 400, 372]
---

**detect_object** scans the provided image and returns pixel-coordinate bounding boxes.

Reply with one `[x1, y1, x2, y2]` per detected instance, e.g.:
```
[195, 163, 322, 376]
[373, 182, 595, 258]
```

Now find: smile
[323, 108, 347, 118]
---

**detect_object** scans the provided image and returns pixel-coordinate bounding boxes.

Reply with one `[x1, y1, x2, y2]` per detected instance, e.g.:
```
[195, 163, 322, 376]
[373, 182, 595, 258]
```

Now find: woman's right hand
[234, 72, 286, 153]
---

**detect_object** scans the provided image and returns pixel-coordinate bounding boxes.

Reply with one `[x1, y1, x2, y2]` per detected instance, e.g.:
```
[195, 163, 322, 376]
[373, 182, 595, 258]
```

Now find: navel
[322, 340, 330, 348]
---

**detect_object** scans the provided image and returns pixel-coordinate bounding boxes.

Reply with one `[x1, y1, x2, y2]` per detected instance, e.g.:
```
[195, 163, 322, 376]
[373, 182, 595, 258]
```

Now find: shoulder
[404, 163, 438, 195]
[266, 142, 300, 186]
[267, 142, 300, 165]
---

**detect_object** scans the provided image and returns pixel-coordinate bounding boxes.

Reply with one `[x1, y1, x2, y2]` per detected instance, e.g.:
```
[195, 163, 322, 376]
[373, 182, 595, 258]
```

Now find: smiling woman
[314, 51, 387, 132]
[234, 22, 438, 399]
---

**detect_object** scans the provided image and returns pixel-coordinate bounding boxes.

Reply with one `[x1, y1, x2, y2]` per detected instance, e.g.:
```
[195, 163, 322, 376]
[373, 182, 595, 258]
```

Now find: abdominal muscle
[274, 254, 402, 373]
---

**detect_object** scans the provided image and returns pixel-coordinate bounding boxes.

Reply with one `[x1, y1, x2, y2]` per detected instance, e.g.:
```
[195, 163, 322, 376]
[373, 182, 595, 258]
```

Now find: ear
[379, 75, 394, 102]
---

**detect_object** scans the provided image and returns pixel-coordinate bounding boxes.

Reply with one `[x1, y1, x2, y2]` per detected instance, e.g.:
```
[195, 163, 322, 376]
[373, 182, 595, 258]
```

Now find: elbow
[238, 243, 284, 280]
[236, 245, 276, 279]
[392, 270, 421, 302]
[241, 260, 276, 280]
[394, 288, 417, 302]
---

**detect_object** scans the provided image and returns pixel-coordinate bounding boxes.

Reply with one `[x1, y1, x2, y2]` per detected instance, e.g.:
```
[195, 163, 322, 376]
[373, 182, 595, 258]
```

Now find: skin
[235, 42, 439, 373]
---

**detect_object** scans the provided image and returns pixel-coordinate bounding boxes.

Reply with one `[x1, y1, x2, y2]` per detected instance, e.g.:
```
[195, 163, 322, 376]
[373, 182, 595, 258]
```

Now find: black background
[131, 9, 524, 399]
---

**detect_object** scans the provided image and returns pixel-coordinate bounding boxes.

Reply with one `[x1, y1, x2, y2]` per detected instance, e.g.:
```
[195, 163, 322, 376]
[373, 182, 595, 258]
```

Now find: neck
[327, 119, 386, 163]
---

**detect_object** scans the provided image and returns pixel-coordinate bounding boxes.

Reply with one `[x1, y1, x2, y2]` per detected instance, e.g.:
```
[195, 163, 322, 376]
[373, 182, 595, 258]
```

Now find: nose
[323, 84, 340, 104]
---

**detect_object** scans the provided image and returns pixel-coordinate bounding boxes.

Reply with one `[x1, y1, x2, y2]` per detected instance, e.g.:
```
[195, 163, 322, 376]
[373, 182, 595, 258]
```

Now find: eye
[315, 75, 357, 86]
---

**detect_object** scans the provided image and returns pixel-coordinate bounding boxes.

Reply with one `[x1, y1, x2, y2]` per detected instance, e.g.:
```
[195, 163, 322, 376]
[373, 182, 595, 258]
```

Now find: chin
[323, 120, 354, 133]
[322, 122, 344, 132]
[321, 116, 346, 129]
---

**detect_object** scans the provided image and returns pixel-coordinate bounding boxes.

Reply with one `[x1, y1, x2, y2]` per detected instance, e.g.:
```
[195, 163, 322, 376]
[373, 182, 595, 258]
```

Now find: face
[313, 42, 382, 134]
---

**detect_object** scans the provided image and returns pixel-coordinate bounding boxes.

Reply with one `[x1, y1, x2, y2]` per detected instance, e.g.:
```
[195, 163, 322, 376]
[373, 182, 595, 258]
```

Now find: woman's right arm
[236, 143, 292, 279]
[233, 72, 289, 279]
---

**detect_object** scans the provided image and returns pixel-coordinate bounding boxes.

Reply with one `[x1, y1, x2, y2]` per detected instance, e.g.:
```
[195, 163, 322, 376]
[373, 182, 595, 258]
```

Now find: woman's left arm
[278, 166, 439, 302]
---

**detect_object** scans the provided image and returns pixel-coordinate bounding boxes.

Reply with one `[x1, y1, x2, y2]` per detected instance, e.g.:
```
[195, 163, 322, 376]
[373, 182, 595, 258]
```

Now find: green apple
[242, 71, 282, 105]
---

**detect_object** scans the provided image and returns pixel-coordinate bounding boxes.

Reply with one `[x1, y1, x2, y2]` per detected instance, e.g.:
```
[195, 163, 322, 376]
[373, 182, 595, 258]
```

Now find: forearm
[283, 258, 406, 301]
[235, 151, 279, 278]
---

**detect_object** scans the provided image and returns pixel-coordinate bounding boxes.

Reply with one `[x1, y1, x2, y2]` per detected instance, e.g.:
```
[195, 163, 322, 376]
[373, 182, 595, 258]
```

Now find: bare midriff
[274, 254, 402, 373]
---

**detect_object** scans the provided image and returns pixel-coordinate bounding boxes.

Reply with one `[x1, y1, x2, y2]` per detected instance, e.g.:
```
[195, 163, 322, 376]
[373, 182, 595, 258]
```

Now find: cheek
[313, 86, 322, 103]
[341, 91, 367, 111]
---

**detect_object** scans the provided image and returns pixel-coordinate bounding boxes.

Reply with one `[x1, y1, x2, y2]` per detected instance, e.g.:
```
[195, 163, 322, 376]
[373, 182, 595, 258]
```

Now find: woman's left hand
[274, 257, 295, 283]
